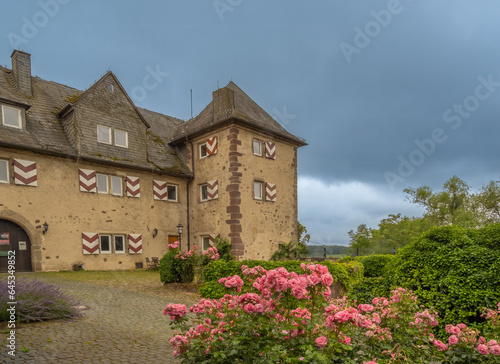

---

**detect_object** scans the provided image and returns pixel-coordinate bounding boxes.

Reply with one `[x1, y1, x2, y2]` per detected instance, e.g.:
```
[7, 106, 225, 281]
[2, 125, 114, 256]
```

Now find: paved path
[1, 276, 199, 363]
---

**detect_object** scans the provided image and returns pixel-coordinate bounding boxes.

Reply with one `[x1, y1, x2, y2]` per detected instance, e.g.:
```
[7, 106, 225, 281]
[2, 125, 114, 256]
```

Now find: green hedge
[384, 224, 500, 330]
[159, 250, 182, 283]
[355, 254, 395, 278]
[199, 259, 364, 299]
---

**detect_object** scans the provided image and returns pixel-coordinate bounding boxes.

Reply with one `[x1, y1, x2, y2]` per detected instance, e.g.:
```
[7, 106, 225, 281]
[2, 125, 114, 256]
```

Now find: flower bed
[164, 263, 500, 363]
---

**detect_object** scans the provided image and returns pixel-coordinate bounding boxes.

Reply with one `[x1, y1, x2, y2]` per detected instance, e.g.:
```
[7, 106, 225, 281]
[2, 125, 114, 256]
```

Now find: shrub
[0, 278, 81, 322]
[200, 259, 363, 299]
[355, 254, 395, 278]
[384, 224, 500, 333]
[347, 277, 392, 304]
[165, 264, 500, 363]
[159, 249, 182, 283]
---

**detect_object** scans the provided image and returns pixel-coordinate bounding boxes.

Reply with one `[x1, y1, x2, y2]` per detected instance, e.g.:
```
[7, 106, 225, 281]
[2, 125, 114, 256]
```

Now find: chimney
[212, 87, 234, 122]
[11, 50, 32, 96]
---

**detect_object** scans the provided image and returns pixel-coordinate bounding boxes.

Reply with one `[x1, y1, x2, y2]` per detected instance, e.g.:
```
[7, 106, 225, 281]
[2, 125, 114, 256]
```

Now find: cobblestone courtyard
[0, 271, 200, 363]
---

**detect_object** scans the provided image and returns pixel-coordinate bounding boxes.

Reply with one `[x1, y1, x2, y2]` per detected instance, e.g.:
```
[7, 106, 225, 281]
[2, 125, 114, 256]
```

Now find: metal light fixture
[177, 223, 183, 250]
[42, 222, 49, 235]
[153, 228, 158, 238]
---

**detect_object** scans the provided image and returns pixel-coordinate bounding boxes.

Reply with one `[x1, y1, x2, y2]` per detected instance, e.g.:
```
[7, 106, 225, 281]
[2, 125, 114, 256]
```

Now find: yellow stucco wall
[0, 148, 188, 271]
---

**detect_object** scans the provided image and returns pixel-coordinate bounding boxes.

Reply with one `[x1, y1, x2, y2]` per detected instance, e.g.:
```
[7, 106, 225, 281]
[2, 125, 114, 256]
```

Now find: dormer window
[115, 129, 128, 148]
[97, 125, 112, 144]
[1, 105, 22, 129]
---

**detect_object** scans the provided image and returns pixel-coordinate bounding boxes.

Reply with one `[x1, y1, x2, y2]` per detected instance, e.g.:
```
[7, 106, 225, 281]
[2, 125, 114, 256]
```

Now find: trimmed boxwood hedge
[199, 259, 364, 299]
[355, 254, 395, 278]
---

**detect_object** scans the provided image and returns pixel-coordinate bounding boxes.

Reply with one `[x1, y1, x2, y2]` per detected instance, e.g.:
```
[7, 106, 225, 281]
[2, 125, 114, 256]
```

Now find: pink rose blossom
[315, 336, 328, 348]
[478, 344, 490, 355]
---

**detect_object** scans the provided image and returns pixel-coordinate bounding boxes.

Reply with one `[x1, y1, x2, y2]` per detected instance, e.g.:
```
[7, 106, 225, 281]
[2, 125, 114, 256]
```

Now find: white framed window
[1, 105, 22, 129]
[100, 234, 112, 254]
[200, 184, 208, 201]
[97, 125, 112, 144]
[199, 143, 208, 159]
[114, 235, 125, 254]
[97, 174, 109, 194]
[0, 159, 9, 183]
[202, 236, 213, 252]
[114, 129, 128, 148]
[253, 139, 262, 156]
[111, 176, 123, 196]
[167, 185, 177, 202]
[254, 181, 263, 200]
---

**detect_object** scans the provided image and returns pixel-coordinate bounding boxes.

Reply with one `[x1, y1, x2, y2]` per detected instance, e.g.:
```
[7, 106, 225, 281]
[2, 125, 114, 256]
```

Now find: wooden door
[168, 235, 179, 245]
[0, 219, 32, 273]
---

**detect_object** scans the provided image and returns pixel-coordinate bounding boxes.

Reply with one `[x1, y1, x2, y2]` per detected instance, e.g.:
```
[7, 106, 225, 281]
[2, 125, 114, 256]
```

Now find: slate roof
[171, 81, 307, 146]
[0, 65, 192, 178]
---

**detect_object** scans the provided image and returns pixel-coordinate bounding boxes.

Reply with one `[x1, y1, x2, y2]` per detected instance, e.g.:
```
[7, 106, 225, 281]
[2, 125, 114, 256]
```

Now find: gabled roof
[57, 71, 151, 128]
[171, 81, 307, 146]
[0, 65, 191, 177]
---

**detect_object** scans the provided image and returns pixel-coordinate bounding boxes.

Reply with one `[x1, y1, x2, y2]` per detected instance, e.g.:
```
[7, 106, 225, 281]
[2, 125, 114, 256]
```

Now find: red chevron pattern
[79, 169, 97, 193]
[13, 159, 37, 186]
[126, 176, 140, 197]
[153, 180, 168, 200]
[206, 136, 218, 156]
[209, 234, 220, 244]
[82, 232, 99, 255]
[266, 183, 276, 202]
[265, 141, 276, 159]
[128, 234, 143, 254]
[207, 180, 219, 200]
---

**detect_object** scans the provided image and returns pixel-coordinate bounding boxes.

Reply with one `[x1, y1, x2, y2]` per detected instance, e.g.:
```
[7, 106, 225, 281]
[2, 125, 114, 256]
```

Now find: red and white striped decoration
[206, 136, 218, 156]
[153, 180, 168, 200]
[126, 176, 140, 198]
[209, 234, 220, 244]
[207, 180, 219, 200]
[79, 169, 97, 193]
[13, 159, 37, 186]
[82, 232, 99, 255]
[265, 141, 276, 160]
[128, 234, 143, 254]
[266, 183, 276, 202]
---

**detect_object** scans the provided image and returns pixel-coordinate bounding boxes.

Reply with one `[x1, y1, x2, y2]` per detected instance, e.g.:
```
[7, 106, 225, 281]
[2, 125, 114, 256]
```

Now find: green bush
[384, 224, 500, 330]
[347, 277, 392, 304]
[159, 250, 181, 283]
[200, 259, 364, 299]
[355, 254, 395, 278]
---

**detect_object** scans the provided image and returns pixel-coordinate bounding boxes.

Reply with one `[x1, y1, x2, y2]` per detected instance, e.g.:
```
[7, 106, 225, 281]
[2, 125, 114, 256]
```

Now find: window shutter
[126, 176, 140, 198]
[266, 183, 276, 202]
[13, 159, 37, 186]
[206, 136, 218, 156]
[153, 180, 168, 201]
[207, 180, 219, 200]
[82, 232, 99, 255]
[79, 169, 97, 193]
[209, 233, 220, 245]
[128, 234, 143, 254]
[265, 141, 276, 159]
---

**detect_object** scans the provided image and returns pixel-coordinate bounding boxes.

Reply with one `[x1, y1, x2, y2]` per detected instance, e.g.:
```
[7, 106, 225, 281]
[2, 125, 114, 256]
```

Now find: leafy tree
[297, 221, 310, 256]
[404, 175, 478, 227]
[270, 241, 301, 261]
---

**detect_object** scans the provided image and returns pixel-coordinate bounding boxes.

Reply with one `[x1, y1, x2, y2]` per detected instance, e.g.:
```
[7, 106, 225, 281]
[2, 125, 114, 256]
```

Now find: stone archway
[0, 210, 42, 272]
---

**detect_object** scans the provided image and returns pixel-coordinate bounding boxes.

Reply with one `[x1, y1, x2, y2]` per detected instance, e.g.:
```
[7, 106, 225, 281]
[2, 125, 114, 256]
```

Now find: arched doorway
[0, 219, 32, 272]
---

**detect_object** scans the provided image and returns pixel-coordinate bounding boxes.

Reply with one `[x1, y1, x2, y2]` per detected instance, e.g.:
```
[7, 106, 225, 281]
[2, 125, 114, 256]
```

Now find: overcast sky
[2, 1, 500, 245]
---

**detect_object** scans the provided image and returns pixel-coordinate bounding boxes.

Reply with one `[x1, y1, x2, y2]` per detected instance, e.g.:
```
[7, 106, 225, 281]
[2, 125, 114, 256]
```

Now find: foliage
[160, 249, 182, 283]
[165, 265, 500, 363]
[297, 221, 310, 256]
[270, 241, 303, 261]
[384, 224, 500, 335]
[0, 278, 81, 322]
[347, 277, 391, 305]
[355, 254, 395, 278]
[213, 237, 233, 262]
[200, 259, 363, 299]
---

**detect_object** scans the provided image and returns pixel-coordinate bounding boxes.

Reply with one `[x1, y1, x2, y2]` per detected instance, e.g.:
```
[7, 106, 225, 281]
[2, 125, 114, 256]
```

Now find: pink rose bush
[165, 263, 500, 363]
[202, 246, 220, 260]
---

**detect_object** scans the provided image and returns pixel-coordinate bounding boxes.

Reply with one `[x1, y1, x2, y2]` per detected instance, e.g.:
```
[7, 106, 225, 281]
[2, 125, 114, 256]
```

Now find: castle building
[0, 50, 306, 272]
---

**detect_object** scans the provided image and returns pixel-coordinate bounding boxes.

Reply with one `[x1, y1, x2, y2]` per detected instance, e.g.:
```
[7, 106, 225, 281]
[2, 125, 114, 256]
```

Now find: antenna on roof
[190, 58, 193, 119]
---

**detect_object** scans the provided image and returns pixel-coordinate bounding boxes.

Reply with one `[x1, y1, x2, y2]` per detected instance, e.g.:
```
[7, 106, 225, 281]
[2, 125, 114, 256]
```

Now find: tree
[348, 224, 373, 254]
[404, 175, 478, 227]
[297, 221, 310, 256]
